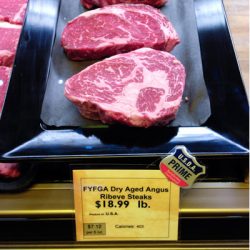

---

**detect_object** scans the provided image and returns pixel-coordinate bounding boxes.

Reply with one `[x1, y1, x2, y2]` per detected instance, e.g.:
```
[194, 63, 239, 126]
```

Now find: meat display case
[0, 0, 248, 248]
[0, 0, 248, 160]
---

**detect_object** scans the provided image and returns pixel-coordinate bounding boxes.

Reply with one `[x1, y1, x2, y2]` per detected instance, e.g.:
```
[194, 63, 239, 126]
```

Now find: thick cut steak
[0, 66, 11, 113]
[61, 4, 179, 60]
[0, 0, 28, 25]
[65, 48, 186, 127]
[0, 163, 20, 178]
[0, 22, 21, 67]
[81, 0, 167, 9]
[0, 67, 20, 179]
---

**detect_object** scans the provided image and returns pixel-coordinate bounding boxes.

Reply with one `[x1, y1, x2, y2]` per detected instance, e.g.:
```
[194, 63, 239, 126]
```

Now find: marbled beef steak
[0, 66, 20, 179]
[64, 48, 186, 127]
[0, 163, 20, 178]
[81, 0, 167, 8]
[0, 0, 28, 25]
[0, 22, 21, 67]
[61, 4, 179, 60]
[0, 66, 10, 112]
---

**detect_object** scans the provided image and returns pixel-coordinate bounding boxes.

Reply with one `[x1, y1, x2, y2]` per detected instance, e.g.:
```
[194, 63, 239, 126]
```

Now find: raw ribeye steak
[0, 67, 20, 179]
[0, 66, 11, 113]
[81, 0, 167, 9]
[65, 48, 186, 127]
[0, 0, 28, 25]
[61, 4, 179, 60]
[0, 22, 21, 67]
[0, 163, 20, 178]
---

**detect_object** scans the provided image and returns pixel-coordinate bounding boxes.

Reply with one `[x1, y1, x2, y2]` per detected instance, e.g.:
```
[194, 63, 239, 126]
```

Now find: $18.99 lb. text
[95, 200, 150, 208]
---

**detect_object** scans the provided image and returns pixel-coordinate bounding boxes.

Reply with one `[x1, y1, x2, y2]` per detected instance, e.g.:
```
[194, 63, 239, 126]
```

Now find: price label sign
[73, 170, 180, 241]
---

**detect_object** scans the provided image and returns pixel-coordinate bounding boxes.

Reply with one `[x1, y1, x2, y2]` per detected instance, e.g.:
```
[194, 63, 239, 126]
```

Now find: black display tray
[0, 0, 248, 161]
[41, 0, 211, 129]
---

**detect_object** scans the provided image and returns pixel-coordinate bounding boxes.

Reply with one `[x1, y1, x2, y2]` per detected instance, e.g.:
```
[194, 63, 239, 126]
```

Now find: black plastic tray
[0, 0, 248, 161]
[41, 0, 211, 129]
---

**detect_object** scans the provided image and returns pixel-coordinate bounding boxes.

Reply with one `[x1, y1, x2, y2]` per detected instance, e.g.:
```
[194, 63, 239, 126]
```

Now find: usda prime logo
[160, 146, 206, 188]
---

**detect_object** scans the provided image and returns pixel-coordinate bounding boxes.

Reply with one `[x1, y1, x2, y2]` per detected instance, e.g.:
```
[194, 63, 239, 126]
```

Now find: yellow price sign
[73, 170, 180, 241]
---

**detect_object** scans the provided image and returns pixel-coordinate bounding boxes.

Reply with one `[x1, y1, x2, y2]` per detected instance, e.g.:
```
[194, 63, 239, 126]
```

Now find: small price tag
[73, 170, 180, 241]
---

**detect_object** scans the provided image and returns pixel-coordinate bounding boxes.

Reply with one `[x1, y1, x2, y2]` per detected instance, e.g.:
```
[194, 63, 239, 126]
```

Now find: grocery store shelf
[0, 241, 248, 249]
[0, 182, 248, 218]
